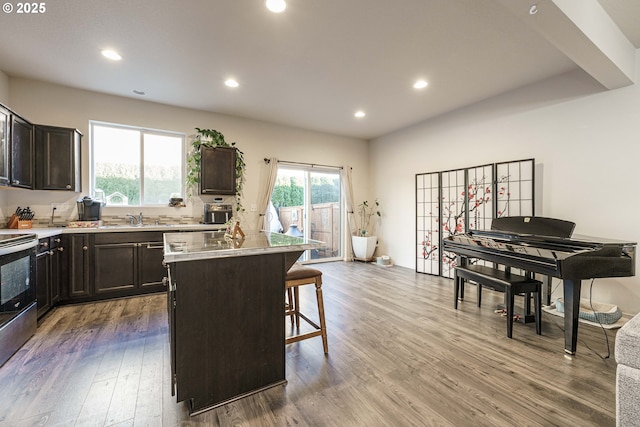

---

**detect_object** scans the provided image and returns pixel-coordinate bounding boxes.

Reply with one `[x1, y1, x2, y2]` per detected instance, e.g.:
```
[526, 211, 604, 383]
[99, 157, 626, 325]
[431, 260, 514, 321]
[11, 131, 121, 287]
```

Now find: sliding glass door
[270, 165, 342, 262]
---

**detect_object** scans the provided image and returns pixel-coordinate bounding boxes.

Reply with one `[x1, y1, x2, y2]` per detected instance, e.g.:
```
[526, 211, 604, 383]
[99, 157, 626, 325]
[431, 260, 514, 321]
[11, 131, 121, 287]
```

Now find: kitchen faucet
[126, 212, 143, 225]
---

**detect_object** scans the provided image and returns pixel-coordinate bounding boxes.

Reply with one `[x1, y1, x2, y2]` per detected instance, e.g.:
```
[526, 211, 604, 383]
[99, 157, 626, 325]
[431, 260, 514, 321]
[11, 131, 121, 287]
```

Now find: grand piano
[443, 216, 636, 354]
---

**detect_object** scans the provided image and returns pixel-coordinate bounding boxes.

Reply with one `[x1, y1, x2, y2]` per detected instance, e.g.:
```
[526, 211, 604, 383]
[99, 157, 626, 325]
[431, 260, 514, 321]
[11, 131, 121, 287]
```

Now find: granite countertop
[0, 223, 226, 239]
[163, 230, 326, 263]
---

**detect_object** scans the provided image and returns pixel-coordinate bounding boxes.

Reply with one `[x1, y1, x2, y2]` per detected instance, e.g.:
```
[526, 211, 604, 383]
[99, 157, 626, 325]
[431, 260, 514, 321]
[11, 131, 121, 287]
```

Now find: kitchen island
[163, 230, 325, 415]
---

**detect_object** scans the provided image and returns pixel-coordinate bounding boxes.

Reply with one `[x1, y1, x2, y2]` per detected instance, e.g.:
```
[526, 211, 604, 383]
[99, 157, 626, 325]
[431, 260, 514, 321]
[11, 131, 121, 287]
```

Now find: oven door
[0, 241, 37, 326]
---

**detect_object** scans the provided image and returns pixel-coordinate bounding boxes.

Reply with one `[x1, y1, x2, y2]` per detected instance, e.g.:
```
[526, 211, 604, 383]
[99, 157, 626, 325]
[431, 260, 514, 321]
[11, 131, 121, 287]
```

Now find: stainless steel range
[0, 233, 37, 367]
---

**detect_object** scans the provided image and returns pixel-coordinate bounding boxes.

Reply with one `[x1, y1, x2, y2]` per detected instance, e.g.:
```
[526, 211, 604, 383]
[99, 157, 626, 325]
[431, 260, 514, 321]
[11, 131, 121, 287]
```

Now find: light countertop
[0, 223, 226, 239]
[163, 230, 326, 263]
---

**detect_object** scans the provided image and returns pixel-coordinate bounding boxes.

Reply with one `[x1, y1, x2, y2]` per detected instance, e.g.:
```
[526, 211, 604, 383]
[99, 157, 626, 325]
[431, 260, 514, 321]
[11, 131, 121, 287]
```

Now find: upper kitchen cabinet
[35, 125, 82, 191]
[0, 105, 9, 186]
[200, 145, 236, 195]
[10, 112, 34, 189]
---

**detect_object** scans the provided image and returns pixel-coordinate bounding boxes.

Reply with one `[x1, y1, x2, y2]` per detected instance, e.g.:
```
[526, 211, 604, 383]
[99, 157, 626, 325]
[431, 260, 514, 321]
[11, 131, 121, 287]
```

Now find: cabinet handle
[49, 251, 54, 256]
[82, 246, 88, 250]
[58, 247, 64, 252]
[54, 238, 61, 243]
[14, 180, 19, 185]
[66, 184, 71, 189]
[40, 241, 49, 248]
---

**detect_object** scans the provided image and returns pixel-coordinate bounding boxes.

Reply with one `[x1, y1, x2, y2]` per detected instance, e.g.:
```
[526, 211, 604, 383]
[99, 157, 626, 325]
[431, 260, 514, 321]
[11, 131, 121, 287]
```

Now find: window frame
[89, 120, 186, 207]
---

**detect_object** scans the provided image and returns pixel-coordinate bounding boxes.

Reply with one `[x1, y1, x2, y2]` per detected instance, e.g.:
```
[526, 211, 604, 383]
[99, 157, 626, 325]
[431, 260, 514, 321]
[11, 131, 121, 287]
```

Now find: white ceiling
[0, 0, 638, 140]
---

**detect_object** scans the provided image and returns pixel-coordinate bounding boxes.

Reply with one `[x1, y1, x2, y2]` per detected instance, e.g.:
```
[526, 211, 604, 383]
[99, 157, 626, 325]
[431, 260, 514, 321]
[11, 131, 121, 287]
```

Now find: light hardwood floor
[0, 261, 619, 426]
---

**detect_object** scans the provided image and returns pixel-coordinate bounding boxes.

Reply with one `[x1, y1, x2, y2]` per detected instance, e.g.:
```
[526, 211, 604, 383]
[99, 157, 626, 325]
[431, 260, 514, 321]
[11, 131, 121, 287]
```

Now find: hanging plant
[186, 128, 246, 211]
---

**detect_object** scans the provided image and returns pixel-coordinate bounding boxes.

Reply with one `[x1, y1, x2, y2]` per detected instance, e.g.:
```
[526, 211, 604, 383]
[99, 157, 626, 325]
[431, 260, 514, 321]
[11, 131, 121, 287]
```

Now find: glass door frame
[272, 164, 343, 264]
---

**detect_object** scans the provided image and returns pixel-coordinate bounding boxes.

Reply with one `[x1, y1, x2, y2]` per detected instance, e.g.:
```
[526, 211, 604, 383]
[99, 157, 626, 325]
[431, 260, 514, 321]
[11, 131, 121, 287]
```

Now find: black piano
[443, 216, 636, 354]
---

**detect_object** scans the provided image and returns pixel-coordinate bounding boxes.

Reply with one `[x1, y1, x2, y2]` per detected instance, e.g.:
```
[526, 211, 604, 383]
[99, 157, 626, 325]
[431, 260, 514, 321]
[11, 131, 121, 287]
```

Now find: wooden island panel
[168, 252, 291, 414]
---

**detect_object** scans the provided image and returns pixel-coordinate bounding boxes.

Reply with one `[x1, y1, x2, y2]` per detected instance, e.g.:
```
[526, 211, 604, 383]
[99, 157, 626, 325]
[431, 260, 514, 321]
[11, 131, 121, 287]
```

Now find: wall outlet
[51, 203, 71, 211]
[250, 204, 257, 212]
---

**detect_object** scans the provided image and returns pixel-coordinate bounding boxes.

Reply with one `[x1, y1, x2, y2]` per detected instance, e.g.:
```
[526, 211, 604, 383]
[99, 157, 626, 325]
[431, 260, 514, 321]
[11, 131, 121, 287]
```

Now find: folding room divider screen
[416, 158, 535, 277]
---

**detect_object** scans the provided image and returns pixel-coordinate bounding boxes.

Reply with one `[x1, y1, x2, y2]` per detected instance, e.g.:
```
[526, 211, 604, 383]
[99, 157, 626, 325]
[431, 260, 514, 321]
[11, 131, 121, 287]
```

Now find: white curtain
[255, 158, 279, 231]
[340, 166, 355, 261]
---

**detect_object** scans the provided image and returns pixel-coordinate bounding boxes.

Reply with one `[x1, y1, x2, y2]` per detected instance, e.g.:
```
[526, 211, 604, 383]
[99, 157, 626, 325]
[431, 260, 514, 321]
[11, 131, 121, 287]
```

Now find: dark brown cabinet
[93, 232, 166, 297]
[35, 239, 50, 318]
[0, 104, 10, 186]
[35, 236, 63, 319]
[10, 113, 34, 189]
[200, 146, 236, 195]
[50, 236, 62, 306]
[35, 125, 82, 191]
[60, 233, 92, 300]
[167, 253, 286, 413]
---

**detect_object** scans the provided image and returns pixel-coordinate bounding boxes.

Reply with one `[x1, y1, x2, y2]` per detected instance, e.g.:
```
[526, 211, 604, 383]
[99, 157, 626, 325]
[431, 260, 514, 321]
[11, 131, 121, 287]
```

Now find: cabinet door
[61, 234, 92, 299]
[35, 125, 82, 191]
[167, 265, 177, 396]
[10, 113, 34, 189]
[50, 237, 62, 305]
[35, 251, 51, 319]
[94, 243, 137, 294]
[200, 146, 236, 195]
[139, 241, 166, 288]
[0, 105, 9, 186]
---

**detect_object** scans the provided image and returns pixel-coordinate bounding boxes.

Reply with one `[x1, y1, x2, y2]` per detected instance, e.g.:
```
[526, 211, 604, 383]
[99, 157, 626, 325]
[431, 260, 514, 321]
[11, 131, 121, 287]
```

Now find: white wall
[3, 77, 370, 231]
[0, 70, 8, 104]
[370, 53, 640, 314]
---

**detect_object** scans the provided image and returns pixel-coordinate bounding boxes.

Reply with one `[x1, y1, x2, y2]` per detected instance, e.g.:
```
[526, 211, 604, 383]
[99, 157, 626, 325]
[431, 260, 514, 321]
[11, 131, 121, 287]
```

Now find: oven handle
[0, 239, 38, 256]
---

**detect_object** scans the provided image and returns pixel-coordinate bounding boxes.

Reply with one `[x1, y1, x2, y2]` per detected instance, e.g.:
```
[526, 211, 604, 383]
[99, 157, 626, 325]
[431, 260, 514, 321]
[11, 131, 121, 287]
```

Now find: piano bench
[454, 264, 542, 339]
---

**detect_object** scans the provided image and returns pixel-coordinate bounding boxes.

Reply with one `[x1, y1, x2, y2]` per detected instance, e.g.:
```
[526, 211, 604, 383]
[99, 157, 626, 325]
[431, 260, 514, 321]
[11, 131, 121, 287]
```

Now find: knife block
[7, 214, 33, 229]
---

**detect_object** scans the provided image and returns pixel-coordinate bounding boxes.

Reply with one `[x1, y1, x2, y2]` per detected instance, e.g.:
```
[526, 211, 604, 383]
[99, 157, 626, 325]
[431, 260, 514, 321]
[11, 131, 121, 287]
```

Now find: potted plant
[352, 200, 380, 260]
[185, 128, 246, 211]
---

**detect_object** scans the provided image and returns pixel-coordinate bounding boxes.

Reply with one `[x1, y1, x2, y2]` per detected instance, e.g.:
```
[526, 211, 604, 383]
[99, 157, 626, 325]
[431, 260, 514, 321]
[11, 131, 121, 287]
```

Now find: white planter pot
[352, 235, 377, 260]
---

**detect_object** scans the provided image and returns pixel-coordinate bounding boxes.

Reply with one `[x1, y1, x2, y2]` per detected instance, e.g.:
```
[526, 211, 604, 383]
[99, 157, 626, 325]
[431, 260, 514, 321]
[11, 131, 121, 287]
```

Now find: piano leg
[562, 279, 582, 355]
[544, 276, 553, 306]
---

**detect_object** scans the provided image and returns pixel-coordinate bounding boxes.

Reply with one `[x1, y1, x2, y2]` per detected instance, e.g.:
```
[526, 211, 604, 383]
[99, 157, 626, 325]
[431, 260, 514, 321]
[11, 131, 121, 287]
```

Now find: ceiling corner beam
[499, 0, 636, 89]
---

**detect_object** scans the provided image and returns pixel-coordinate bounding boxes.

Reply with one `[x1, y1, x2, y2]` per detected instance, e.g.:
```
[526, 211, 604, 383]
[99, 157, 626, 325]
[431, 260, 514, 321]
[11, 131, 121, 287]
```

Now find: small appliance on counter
[77, 196, 103, 221]
[203, 203, 232, 224]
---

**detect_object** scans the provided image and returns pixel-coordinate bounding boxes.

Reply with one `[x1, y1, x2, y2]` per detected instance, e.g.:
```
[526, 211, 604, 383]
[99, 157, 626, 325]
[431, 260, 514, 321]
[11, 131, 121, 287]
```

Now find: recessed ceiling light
[266, 0, 286, 13]
[132, 89, 146, 96]
[101, 49, 122, 61]
[225, 79, 239, 88]
[354, 111, 366, 118]
[529, 4, 538, 15]
[413, 80, 428, 89]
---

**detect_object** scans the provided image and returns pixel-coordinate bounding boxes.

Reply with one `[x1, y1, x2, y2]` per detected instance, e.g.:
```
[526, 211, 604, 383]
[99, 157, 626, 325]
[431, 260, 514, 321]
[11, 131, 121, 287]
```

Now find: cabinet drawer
[94, 231, 164, 245]
[37, 237, 50, 255]
[50, 235, 62, 249]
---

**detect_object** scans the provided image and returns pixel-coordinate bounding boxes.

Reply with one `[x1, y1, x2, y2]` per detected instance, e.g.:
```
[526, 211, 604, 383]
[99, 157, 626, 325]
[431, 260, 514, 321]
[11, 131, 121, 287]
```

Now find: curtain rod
[263, 158, 343, 170]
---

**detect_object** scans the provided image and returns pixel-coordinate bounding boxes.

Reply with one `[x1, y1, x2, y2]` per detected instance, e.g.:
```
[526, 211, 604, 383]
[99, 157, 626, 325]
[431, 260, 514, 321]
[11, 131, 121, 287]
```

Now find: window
[90, 121, 184, 206]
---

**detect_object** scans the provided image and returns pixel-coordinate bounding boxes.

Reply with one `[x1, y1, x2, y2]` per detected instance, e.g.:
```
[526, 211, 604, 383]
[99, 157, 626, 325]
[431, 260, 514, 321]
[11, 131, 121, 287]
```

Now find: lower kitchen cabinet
[93, 232, 166, 297]
[35, 236, 63, 319]
[60, 233, 92, 301]
[50, 236, 62, 305]
[58, 230, 203, 305]
[35, 239, 51, 318]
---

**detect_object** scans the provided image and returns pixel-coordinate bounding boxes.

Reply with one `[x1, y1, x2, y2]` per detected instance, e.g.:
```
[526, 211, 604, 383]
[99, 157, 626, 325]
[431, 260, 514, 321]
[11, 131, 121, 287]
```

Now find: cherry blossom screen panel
[416, 172, 440, 275]
[415, 158, 534, 277]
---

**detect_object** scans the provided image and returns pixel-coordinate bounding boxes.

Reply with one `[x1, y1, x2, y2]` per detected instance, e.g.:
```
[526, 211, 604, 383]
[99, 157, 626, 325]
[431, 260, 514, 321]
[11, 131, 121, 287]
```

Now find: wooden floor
[0, 262, 620, 426]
